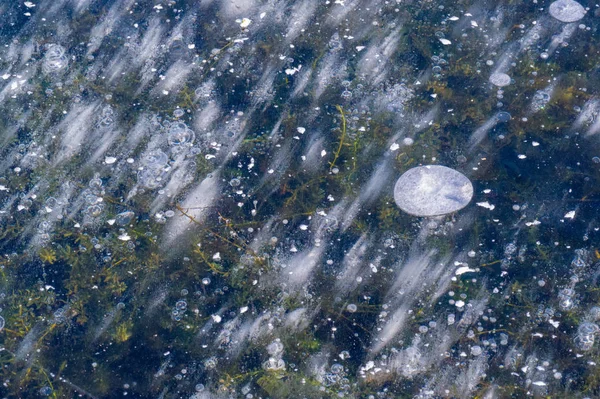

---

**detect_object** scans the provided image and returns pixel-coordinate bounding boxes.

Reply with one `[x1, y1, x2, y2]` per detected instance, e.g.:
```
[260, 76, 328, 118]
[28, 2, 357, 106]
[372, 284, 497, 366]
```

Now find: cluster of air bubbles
[154, 212, 167, 224]
[263, 339, 285, 371]
[549, 0, 586, 23]
[240, 384, 254, 398]
[558, 287, 575, 310]
[17, 195, 33, 211]
[431, 55, 448, 80]
[42, 44, 68, 74]
[341, 80, 352, 100]
[171, 299, 187, 321]
[383, 237, 396, 249]
[173, 108, 185, 118]
[536, 305, 556, 322]
[38, 220, 53, 243]
[570, 249, 590, 269]
[495, 87, 506, 105]
[97, 106, 115, 127]
[575, 322, 599, 351]
[314, 213, 339, 234]
[194, 83, 217, 100]
[501, 242, 518, 269]
[154, 209, 175, 224]
[328, 32, 343, 52]
[320, 363, 350, 391]
[588, 307, 600, 321]
[383, 83, 414, 113]
[137, 150, 169, 189]
[489, 72, 511, 87]
[556, 248, 593, 313]
[45, 197, 59, 213]
[447, 313, 456, 325]
[203, 356, 218, 370]
[53, 306, 69, 324]
[166, 121, 195, 147]
[83, 174, 105, 218]
[17, 142, 45, 170]
[531, 89, 552, 112]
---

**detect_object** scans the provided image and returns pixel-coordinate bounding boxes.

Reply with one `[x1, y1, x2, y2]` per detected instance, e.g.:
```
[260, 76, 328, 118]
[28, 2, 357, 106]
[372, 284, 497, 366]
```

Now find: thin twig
[329, 105, 346, 171]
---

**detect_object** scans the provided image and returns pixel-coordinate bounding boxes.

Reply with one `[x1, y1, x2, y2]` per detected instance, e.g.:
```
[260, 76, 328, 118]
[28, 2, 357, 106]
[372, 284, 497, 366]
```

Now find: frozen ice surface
[1, 0, 600, 397]
[394, 165, 474, 216]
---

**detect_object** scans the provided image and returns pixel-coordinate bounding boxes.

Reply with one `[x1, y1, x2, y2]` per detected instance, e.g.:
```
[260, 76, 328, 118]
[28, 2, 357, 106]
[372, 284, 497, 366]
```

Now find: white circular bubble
[549, 0, 586, 23]
[489, 72, 511, 87]
[394, 165, 474, 217]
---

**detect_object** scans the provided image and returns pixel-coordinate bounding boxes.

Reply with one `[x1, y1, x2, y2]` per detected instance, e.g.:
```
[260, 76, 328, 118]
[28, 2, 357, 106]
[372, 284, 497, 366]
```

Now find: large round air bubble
[549, 0, 586, 23]
[394, 165, 474, 217]
[489, 72, 511, 87]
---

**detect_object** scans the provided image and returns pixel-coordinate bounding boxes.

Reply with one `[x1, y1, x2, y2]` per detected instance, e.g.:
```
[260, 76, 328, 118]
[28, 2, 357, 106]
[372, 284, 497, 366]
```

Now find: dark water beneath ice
[1, 0, 600, 398]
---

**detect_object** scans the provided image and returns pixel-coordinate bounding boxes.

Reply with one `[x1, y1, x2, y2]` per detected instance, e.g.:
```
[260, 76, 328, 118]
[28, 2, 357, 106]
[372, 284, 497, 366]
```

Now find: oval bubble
[549, 0, 586, 23]
[394, 165, 474, 217]
[489, 72, 511, 87]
